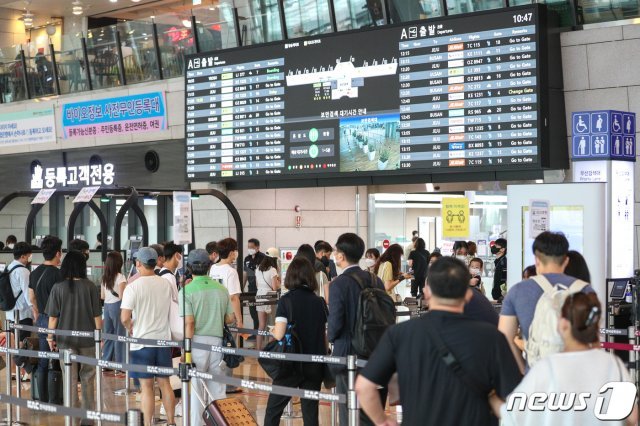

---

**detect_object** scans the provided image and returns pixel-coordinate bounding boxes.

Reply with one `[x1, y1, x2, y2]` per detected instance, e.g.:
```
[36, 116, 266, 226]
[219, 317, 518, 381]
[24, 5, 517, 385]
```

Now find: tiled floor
[0, 357, 397, 425]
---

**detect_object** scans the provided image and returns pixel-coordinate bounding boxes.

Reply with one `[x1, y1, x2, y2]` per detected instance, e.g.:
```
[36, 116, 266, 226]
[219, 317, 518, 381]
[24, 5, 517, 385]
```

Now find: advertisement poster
[31, 189, 56, 205]
[528, 200, 549, 238]
[442, 197, 469, 238]
[62, 92, 166, 139]
[73, 186, 100, 203]
[0, 108, 56, 146]
[173, 191, 192, 245]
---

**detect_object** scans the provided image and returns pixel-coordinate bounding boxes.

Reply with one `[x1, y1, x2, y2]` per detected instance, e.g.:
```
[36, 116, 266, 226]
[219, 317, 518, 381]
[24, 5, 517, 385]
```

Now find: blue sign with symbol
[591, 135, 609, 156]
[573, 135, 590, 157]
[611, 113, 623, 134]
[573, 113, 590, 134]
[591, 112, 609, 133]
[623, 114, 635, 135]
[572, 110, 635, 162]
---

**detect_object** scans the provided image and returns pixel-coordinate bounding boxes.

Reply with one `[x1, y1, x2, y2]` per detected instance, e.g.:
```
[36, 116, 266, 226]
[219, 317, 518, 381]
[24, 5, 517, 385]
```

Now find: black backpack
[347, 270, 396, 358]
[0, 264, 26, 311]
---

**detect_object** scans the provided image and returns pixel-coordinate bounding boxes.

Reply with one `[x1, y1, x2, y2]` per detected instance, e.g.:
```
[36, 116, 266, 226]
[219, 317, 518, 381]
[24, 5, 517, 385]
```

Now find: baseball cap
[265, 247, 280, 258]
[136, 247, 158, 267]
[188, 249, 210, 266]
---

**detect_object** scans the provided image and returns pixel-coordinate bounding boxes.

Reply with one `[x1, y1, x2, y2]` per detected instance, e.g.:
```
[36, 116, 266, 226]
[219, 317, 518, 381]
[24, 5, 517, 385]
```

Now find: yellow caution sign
[442, 197, 469, 238]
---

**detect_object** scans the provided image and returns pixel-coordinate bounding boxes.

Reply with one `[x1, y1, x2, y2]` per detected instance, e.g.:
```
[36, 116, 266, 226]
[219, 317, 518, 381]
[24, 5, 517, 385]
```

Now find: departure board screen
[185, 5, 553, 184]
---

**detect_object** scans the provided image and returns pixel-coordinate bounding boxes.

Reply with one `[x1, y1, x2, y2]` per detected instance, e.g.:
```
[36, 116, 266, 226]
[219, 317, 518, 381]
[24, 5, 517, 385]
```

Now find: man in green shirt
[180, 249, 235, 422]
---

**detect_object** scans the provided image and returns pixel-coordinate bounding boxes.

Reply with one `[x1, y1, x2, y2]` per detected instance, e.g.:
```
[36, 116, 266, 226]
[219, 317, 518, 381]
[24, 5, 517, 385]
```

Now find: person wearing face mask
[5, 235, 16, 250]
[364, 248, 380, 272]
[452, 241, 469, 263]
[491, 238, 507, 301]
[463, 257, 499, 326]
[243, 238, 265, 336]
[209, 238, 243, 394]
[7, 242, 35, 342]
[315, 241, 337, 280]
[407, 238, 429, 298]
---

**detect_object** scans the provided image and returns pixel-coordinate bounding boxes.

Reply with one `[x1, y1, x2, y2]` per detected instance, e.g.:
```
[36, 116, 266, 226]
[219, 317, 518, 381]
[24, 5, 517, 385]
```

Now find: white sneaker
[160, 401, 182, 417]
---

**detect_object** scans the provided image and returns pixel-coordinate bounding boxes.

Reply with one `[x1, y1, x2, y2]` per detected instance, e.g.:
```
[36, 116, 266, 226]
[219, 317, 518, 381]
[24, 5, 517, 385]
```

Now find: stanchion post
[180, 337, 193, 426]
[94, 329, 102, 425]
[13, 310, 22, 424]
[114, 335, 132, 395]
[126, 409, 143, 425]
[331, 386, 337, 426]
[629, 326, 636, 380]
[63, 350, 72, 426]
[4, 320, 12, 425]
[347, 355, 358, 426]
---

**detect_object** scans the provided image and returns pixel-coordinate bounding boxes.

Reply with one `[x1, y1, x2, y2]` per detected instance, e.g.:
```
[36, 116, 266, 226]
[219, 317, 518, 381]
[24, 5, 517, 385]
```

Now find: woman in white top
[101, 251, 127, 363]
[491, 292, 638, 426]
[255, 255, 281, 350]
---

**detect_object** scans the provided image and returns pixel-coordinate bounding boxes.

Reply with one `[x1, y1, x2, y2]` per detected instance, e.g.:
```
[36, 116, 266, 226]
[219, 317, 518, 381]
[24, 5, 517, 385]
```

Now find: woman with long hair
[255, 254, 280, 350]
[264, 257, 327, 426]
[491, 293, 638, 425]
[101, 251, 127, 363]
[45, 250, 102, 422]
[374, 243, 411, 297]
[296, 243, 330, 300]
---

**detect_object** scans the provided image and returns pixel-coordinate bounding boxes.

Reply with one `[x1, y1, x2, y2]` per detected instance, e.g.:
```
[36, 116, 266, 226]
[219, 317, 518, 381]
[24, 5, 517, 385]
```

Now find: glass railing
[1, 0, 639, 104]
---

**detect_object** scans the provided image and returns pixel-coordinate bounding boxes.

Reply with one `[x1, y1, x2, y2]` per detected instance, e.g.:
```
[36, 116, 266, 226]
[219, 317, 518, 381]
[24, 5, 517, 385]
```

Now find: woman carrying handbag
[263, 257, 328, 426]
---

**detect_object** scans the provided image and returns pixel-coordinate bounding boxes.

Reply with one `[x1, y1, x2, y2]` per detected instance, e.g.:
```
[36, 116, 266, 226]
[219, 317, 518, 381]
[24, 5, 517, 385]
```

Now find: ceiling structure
[0, 0, 213, 21]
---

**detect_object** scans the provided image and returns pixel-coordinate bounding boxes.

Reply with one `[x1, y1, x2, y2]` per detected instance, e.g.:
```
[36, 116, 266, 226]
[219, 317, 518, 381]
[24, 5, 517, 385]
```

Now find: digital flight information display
[185, 5, 559, 184]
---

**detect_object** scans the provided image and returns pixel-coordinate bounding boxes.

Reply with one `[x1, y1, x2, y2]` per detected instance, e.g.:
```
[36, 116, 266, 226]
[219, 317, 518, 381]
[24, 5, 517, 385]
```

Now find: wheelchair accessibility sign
[442, 197, 469, 238]
[573, 113, 590, 134]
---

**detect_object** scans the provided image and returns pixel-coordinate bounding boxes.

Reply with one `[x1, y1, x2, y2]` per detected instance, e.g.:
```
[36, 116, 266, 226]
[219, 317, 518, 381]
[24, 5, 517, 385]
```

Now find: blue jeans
[102, 301, 126, 363]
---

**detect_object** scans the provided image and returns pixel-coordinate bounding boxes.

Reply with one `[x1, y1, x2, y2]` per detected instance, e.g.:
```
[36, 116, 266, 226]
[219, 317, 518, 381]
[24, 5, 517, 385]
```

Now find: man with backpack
[328, 233, 392, 426]
[356, 257, 522, 426]
[498, 231, 593, 373]
[3, 242, 35, 342]
[28, 236, 63, 403]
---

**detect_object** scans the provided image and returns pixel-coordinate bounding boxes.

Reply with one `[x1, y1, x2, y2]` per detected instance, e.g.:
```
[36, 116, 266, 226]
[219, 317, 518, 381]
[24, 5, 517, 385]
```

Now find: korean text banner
[0, 108, 56, 146]
[62, 92, 166, 139]
[442, 197, 470, 238]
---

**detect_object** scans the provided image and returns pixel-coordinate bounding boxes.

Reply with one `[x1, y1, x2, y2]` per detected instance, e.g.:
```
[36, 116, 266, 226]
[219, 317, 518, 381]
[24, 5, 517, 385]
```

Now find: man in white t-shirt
[121, 247, 176, 426]
[209, 238, 243, 393]
[209, 238, 243, 329]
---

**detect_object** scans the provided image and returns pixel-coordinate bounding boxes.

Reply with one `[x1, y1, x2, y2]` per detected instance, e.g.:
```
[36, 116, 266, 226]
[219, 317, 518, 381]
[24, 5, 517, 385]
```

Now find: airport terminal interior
[0, 0, 638, 424]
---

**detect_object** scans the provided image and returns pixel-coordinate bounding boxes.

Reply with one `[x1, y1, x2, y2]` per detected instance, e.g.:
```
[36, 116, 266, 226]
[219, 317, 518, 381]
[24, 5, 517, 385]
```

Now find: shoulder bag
[258, 295, 303, 381]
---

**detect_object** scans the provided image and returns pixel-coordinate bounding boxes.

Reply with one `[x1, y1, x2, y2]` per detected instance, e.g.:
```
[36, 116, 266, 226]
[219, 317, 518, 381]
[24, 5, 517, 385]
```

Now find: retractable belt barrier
[0, 391, 126, 423]
[601, 342, 640, 352]
[600, 328, 631, 336]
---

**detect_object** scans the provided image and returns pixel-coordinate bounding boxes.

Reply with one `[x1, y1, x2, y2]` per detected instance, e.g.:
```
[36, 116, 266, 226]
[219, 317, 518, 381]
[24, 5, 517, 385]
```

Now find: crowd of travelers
[0, 230, 636, 426]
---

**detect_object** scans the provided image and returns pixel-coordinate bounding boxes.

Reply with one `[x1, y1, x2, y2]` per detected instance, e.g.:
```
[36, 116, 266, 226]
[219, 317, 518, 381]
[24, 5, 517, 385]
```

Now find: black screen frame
[184, 4, 566, 189]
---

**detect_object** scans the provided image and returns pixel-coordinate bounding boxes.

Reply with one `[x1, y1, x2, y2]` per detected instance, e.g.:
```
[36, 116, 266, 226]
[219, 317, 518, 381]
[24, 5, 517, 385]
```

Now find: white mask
[364, 258, 376, 268]
[469, 268, 481, 276]
[177, 254, 184, 271]
[247, 249, 256, 256]
[28, 255, 33, 263]
[7, 244, 14, 250]
[456, 255, 467, 262]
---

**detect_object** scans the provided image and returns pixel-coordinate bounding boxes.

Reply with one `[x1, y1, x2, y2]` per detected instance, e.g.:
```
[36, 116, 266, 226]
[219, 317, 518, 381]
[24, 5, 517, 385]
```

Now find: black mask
[84, 252, 90, 261]
[320, 256, 330, 267]
[491, 246, 501, 255]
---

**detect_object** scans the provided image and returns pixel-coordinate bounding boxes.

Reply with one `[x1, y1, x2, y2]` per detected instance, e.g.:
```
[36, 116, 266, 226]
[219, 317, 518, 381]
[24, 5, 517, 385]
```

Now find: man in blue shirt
[328, 233, 385, 426]
[7, 242, 34, 342]
[498, 231, 593, 373]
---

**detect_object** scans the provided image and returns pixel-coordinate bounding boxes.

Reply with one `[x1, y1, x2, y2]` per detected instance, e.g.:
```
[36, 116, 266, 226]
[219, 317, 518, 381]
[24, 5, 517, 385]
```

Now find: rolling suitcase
[202, 398, 257, 426]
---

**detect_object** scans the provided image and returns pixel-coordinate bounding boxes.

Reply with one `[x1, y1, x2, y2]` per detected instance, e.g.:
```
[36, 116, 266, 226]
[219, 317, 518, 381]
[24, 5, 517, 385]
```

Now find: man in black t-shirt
[356, 257, 521, 426]
[28, 236, 63, 404]
[243, 238, 265, 332]
[407, 237, 429, 298]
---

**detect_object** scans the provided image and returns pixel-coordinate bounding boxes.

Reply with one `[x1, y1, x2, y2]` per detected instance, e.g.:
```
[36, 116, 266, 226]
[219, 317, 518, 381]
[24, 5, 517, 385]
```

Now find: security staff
[491, 238, 507, 301]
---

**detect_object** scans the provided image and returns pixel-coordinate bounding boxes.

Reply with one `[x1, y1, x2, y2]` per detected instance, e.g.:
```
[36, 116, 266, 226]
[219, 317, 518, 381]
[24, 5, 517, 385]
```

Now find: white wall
[192, 186, 367, 250]
[0, 8, 26, 48]
[560, 25, 640, 268]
